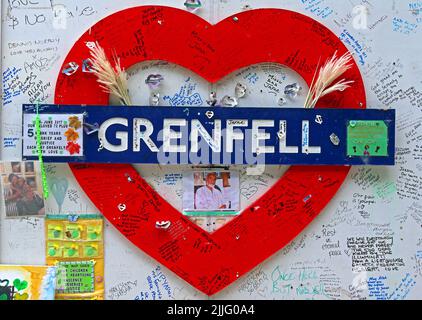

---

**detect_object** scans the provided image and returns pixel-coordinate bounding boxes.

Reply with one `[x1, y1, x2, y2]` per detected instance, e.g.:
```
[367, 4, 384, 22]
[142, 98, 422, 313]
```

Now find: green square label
[347, 120, 388, 157]
[47, 225, 63, 240]
[64, 225, 82, 240]
[56, 261, 95, 294]
[47, 242, 63, 258]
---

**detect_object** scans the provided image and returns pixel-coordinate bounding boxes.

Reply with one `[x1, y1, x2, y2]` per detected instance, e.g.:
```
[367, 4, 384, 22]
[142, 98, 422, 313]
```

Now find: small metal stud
[235, 83, 247, 99]
[145, 74, 164, 90]
[184, 0, 202, 12]
[206, 91, 217, 106]
[155, 221, 171, 230]
[278, 97, 287, 106]
[150, 93, 160, 106]
[330, 133, 340, 146]
[284, 83, 302, 98]
[220, 95, 238, 107]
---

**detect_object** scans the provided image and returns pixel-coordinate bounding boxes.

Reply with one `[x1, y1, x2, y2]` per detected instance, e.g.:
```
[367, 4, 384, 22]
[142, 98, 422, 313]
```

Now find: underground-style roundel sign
[54, 6, 368, 295]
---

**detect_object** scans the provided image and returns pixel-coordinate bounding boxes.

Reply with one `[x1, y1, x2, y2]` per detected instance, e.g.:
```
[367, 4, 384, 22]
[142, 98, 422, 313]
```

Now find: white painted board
[1, 0, 421, 300]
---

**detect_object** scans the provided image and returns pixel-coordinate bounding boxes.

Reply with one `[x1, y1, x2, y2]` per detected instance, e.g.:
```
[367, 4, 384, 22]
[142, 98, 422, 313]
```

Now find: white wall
[1, 0, 422, 300]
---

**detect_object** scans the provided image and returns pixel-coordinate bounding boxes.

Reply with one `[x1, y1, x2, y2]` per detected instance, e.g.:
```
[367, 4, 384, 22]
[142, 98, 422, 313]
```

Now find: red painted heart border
[54, 6, 366, 296]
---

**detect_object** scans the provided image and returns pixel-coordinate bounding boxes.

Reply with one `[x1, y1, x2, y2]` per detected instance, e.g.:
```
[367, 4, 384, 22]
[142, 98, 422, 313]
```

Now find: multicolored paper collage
[45, 215, 105, 300]
[0, 265, 56, 300]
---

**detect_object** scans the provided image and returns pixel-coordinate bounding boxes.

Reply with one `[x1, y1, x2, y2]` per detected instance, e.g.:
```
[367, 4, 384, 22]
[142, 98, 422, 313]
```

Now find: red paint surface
[55, 6, 366, 296]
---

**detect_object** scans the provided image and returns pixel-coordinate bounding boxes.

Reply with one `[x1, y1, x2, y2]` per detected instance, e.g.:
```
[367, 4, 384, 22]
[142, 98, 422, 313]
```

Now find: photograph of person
[16, 184, 45, 216]
[11, 162, 21, 173]
[1, 162, 45, 218]
[195, 172, 228, 210]
[183, 170, 240, 215]
[25, 162, 35, 173]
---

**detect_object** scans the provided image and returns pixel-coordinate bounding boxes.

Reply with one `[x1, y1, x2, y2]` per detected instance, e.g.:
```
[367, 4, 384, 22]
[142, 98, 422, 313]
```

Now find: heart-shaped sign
[55, 6, 366, 295]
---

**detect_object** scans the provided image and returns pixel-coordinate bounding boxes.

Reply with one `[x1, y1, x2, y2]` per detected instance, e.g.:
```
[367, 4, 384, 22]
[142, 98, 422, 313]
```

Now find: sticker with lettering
[56, 261, 95, 294]
[23, 113, 83, 157]
[347, 120, 389, 157]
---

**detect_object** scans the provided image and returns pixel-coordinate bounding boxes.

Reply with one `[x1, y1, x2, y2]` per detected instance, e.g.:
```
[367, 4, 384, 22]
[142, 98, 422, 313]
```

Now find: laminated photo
[183, 170, 240, 216]
[1, 161, 45, 218]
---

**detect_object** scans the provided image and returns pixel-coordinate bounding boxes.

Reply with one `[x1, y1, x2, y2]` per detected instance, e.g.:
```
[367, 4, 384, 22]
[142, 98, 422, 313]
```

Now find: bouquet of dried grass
[89, 42, 132, 106]
[304, 51, 354, 109]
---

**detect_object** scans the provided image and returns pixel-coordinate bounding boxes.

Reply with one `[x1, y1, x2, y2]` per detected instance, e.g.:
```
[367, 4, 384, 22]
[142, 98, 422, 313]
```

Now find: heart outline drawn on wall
[49, 177, 69, 213]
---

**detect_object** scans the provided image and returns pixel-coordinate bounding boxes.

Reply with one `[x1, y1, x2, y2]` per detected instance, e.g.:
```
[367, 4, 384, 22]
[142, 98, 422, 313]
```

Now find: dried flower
[304, 51, 355, 109]
[89, 42, 132, 106]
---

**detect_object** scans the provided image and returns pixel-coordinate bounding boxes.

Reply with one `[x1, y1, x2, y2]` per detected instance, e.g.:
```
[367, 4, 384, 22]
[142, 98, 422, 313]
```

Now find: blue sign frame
[22, 104, 395, 166]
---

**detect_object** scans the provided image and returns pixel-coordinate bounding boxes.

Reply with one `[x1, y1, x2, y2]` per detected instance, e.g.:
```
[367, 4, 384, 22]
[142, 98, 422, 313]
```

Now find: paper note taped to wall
[56, 261, 95, 294]
[45, 215, 104, 300]
[22, 113, 84, 157]
[347, 120, 388, 157]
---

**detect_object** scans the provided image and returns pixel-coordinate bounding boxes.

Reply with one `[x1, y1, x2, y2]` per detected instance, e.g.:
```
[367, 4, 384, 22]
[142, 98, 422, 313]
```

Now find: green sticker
[48, 247, 57, 257]
[56, 261, 95, 294]
[48, 226, 62, 239]
[87, 226, 102, 241]
[65, 225, 82, 240]
[183, 211, 240, 217]
[84, 245, 98, 257]
[347, 120, 388, 157]
[47, 242, 62, 257]
[89, 232, 97, 240]
[63, 244, 79, 258]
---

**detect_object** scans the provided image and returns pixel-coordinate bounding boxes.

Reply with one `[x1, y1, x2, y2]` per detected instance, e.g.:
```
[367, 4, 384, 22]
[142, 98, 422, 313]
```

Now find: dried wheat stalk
[89, 42, 132, 106]
[304, 51, 354, 109]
